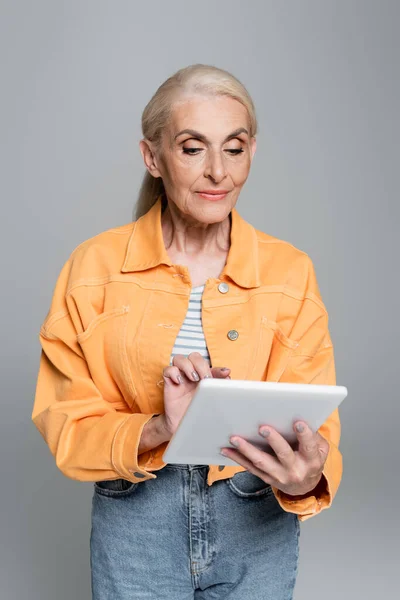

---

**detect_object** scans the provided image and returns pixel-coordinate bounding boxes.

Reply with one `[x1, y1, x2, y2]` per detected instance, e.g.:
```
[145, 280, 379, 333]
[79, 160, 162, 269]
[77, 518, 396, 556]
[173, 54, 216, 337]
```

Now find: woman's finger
[170, 355, 231, 382]
[172, 353, 207, 382]
[294, 421, 322, 462]
[162, 365, 184, 385]
[187, 352, 213, 380]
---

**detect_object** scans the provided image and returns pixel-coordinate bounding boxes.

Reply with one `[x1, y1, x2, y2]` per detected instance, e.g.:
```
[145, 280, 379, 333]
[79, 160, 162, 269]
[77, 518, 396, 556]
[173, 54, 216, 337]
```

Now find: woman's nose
[204, 150, 227, 182]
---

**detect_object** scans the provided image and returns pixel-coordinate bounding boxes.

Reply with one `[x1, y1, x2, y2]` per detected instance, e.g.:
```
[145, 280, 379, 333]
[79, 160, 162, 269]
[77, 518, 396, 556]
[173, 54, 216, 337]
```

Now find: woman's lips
[196, 191, 229, 201]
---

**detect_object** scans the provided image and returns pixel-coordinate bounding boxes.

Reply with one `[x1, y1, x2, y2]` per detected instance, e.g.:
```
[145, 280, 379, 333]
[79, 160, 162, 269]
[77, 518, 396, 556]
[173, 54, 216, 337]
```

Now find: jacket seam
[69, 227, 134, 260]
[283, 286, 327, 313]
[65, 274, 189, 296]
[304, 291, 328, 313]
[64, 277, 326, 314]
[108, 225, 135, 234]
[76, 306, 130, 343]
[120, 310, 138, 401]
[66, 274, 130, 295]
[111, 415, 132, 476]
[136, 275, 159, 413]
[292, 344, 333, 358]
[308, 355, 333, 383]
[257, 237, 309, 256]
[121, 221, 138, 271]
[246, 315, 265, 379]
[40, 311, 69, 338]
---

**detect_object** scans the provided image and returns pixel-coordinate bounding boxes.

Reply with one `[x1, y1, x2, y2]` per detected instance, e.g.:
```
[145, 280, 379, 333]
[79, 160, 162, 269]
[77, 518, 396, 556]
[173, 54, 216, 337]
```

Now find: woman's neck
[161, 202, 231, 257]
[161, 201, 231, 286]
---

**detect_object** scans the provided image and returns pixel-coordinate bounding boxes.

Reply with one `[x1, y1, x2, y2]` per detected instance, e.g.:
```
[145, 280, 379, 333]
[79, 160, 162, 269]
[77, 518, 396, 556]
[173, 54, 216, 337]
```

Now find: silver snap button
[218, 282, 229, 294]
[227, 329, 239, 341]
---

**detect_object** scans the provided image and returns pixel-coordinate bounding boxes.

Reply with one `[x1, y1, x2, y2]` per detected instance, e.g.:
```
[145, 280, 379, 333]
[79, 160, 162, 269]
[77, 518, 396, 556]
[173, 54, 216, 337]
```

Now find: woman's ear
[139, 139, 162, 178]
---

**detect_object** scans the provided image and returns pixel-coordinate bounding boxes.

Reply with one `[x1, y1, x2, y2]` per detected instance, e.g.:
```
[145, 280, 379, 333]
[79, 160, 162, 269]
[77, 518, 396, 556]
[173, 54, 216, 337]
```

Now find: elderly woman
[32, 64, 342, 599]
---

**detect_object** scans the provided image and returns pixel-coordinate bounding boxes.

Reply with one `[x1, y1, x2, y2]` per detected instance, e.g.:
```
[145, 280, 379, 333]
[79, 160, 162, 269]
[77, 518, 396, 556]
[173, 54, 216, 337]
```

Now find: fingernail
[221, 367, 230, 371]
[177, 375, 184, 384]
[230, 438, 239, 447]
[204, 375, 212, 379]
[192, 371, 200, 381]
[296, 423, 304, 432]
[260, 428, 270, 437]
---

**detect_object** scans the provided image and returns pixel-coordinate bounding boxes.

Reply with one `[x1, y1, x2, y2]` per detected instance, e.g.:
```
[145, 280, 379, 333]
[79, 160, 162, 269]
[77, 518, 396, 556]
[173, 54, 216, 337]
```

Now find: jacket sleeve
[31, 258, 159, 484]
[270, 256, 343, 522]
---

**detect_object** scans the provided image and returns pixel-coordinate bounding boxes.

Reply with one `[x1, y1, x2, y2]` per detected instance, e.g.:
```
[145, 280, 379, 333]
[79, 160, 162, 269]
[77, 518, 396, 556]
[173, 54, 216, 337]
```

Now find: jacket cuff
[111, 413, 160, 482]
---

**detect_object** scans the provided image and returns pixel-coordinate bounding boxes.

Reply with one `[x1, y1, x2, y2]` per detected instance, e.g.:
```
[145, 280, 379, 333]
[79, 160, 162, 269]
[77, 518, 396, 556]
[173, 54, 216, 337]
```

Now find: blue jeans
[90, 464, 300, 599]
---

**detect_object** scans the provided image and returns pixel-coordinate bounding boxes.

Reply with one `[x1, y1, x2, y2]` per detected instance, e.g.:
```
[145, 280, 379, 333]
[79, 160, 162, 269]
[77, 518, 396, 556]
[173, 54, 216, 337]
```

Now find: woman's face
[141, 95, 256, 224]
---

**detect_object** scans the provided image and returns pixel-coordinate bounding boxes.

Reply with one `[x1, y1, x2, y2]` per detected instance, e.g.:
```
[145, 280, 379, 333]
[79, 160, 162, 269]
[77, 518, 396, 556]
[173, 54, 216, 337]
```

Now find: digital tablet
[162, 379, 347, 466]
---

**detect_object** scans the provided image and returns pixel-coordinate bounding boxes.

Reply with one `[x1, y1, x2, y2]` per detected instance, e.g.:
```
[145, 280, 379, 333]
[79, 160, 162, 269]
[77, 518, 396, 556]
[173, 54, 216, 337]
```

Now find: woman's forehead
[168, 95, 250, 136]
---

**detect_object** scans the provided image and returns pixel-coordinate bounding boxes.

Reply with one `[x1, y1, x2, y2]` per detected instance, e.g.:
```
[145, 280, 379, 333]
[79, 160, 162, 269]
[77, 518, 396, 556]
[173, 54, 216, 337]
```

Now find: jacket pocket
[77, 306, 138, 410]
[77, 306, 130, 344]
[94, 478, 139, 498]
[225, 470, 273, 499]
[247, 316, 299, 382]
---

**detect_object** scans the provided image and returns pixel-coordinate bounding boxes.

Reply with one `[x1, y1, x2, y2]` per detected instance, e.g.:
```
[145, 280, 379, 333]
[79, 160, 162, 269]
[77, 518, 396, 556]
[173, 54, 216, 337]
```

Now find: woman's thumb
[210, 367, 231, 379]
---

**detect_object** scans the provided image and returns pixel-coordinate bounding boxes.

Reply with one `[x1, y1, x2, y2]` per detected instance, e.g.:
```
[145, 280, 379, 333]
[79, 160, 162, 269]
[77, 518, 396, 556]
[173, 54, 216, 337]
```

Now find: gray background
[1, 1, 398, 598]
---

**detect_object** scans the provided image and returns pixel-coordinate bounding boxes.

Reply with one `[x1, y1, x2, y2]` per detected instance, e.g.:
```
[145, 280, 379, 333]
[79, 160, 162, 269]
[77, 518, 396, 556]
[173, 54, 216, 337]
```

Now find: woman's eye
[226, 148, 244, 155]
[182, 147, 244, 156]
[182, 148, 203, 155]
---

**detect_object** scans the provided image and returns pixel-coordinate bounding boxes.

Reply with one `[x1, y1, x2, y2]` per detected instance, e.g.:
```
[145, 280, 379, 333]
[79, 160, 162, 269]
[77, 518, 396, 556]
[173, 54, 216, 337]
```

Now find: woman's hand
[220, 421, 330, 497]
[161, 352, 231, 436]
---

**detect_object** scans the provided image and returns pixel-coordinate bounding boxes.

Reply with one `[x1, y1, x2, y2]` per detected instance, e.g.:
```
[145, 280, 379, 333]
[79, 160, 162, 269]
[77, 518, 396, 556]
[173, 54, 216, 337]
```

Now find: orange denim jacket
[32, 196, 342, 522]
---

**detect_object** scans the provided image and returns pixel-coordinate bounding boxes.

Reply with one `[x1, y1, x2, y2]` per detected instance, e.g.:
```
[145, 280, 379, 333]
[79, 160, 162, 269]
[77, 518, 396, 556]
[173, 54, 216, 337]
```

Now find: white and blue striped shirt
[170, 285, 211, 366]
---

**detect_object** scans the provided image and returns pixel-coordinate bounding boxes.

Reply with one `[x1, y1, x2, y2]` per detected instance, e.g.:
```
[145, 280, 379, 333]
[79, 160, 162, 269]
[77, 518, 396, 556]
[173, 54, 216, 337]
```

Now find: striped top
[170, 285, 211, 366]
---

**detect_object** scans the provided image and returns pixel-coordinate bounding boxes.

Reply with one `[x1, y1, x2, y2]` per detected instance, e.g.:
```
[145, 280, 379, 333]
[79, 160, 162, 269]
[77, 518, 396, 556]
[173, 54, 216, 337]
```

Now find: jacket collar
[121, 195, 260, 288]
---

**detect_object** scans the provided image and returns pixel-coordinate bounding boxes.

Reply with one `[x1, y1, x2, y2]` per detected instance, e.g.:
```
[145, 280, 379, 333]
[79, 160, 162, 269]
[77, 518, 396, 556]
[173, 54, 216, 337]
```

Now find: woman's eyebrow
[174, 127, 249, 143]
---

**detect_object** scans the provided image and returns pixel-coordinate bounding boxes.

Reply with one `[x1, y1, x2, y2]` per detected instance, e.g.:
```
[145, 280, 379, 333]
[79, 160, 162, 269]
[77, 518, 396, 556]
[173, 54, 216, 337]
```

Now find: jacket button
[227, 329, 239, 341]
[218, 282, 229, 293]
[130, 471, 146, 478]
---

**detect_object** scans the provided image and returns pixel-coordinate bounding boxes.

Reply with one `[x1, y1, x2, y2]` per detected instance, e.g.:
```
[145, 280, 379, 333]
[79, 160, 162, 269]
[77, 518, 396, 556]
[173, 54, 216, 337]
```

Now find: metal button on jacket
[227, 329, 239, 341]
[218, 282, 229, 294]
